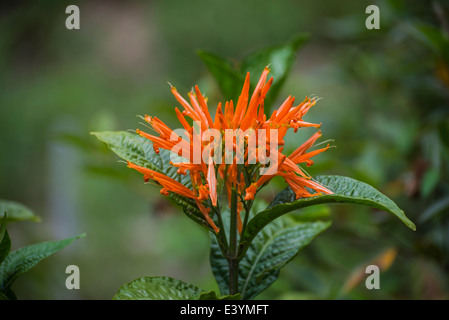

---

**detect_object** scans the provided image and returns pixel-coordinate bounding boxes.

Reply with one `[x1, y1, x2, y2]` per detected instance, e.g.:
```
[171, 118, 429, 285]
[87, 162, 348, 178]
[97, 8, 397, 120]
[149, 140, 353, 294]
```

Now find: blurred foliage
[0, 0, 448, 299]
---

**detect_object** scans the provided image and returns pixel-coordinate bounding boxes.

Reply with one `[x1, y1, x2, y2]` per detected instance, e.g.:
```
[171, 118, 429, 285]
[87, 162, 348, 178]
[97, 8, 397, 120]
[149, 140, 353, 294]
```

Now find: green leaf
[0, 200, 41, 223]
[198, 34, 308, 107]
[409, 23, 449, 63]
[91, 131, 192, 186]
[197, 50, 245, 101]
[211, 216, 330, 299]
[1, 287, 16, 300]
[419, 197, 449, 223]
[240, 33, 309, 108]
[289, 204, 331, 222]
[91, 131, 212, 231]
[420, 167, 440, 198]
[0, 231, 10, 266]
[0, 230, 11, 263]
[0, 233, 85, 292]
[438, 120, 449, 148]
[240, 175, 415, 258]
[113, 276, 203, 300]
[0, 214, 11, 264]
[0, 290, 8, 300]
[198, 291, 241, 300]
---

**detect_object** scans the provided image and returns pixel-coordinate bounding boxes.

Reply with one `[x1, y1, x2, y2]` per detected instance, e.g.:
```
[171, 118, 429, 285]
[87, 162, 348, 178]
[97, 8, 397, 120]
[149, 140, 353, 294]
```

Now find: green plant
[93, 36, 415, 300]
[0, 200, 84, 300]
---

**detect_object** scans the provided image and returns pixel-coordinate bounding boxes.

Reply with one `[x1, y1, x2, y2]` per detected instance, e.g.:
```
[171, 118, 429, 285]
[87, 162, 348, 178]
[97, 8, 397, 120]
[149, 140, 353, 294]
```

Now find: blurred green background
[1, 0, 448, 299]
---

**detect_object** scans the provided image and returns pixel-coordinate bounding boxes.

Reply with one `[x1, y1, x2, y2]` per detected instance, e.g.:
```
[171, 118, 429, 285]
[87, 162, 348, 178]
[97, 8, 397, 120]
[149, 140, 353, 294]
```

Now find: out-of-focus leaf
[197, 50, 245, 101]
[0, 200, 41, 223]
[0, 233, 85, 294]
[419, 197, 449, 223]
[239, 175, 415, 258]
[198, 291, 241, 300]
[113, 276, 203, 300]
[409, 23, 449, 63]
[438, 120, 449, 148]
[240, 33, 309, 107]
[56, 133, 94, 152]
[420, 167, 440, 198]
[198, 34, 308, 107]
[91, 131, 211, 231]
[211, 216, 330, 299]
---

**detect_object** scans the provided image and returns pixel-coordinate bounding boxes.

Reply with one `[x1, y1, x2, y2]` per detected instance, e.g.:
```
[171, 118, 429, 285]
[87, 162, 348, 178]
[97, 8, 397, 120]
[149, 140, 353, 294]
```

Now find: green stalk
[240, 165, 254, 238]
[227, 187, 239, 295]
[212, 206, 228, 253]
[240, 199, 253, 238]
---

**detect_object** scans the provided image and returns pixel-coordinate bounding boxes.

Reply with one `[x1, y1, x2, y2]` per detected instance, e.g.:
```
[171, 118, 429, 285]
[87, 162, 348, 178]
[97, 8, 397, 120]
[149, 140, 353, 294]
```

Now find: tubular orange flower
[127, 162, 197, 199]
[127, 66, 333, 233]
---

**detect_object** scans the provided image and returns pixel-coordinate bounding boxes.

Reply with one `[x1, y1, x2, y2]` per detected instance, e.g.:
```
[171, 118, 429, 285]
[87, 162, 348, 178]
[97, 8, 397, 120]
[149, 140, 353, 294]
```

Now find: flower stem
[228, 258, 239, 295]
[228, 187, 239, 295]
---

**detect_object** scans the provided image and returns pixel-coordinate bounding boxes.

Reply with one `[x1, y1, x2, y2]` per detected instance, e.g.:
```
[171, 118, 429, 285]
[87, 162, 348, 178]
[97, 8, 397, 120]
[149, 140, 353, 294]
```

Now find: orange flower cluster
[128, 67, 333, 233]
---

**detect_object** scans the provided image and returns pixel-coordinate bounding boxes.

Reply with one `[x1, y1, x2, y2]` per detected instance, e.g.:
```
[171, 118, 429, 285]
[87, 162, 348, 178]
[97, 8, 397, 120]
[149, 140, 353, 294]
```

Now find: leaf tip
[290, 33, 310, 49]
[76, 233, 87, 239]
[31, 215, 42, 223]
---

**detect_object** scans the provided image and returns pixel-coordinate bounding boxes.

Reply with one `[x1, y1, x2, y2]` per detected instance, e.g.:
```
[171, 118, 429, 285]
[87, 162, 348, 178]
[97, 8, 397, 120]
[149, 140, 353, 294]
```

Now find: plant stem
[240, 199, 253, 237]
[240, 165, 254, 237]
[228, 258, 239, 295]
[212, 206, 228, 253]
[228, 187, 239, 295]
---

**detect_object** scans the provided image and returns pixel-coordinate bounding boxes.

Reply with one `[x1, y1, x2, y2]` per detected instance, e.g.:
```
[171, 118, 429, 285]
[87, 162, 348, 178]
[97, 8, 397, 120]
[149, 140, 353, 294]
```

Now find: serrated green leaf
[91, 131, 211, 231]
[198, 290, 241, 300]
[0, 200, 41, 223]
[91, 131, 192, 186]
[239, 175, 415, 258]
[211, 216, 330, 299]
[197, 50, 245, 101]
[0, 233, 85, 292]
[113, 276, 203, 300]
[240, 34, 309, 108]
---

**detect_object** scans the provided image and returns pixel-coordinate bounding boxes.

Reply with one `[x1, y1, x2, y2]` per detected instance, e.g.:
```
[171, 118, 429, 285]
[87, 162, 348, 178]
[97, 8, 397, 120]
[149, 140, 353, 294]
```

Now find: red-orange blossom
[127, 67, 333, 233]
